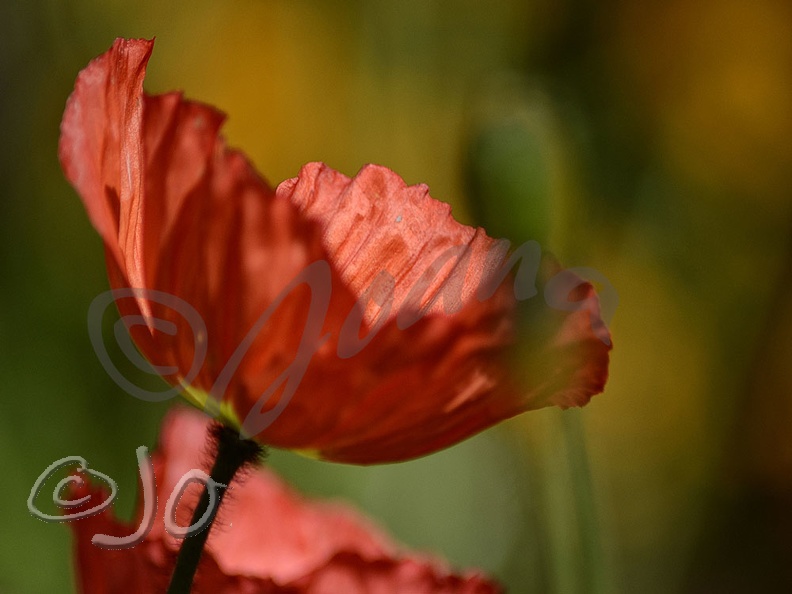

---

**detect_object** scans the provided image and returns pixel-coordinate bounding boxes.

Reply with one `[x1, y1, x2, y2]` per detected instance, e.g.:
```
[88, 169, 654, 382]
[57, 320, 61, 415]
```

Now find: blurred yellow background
[1, 1, 791, 592]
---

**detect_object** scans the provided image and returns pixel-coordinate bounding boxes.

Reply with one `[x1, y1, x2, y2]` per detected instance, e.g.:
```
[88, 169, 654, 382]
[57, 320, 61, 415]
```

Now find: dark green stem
[166, 423, 264, 594]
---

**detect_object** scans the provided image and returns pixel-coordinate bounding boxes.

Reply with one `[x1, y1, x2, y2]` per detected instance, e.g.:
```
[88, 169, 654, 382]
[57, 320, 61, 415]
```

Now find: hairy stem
[166, 423, 264, 594]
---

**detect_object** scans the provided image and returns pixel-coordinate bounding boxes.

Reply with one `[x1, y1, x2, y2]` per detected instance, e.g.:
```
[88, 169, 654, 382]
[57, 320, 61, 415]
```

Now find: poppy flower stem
[167, 422, 265, 594]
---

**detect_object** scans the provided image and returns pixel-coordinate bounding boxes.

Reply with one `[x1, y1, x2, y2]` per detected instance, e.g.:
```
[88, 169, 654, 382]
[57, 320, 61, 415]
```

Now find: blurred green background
[2, 1, 792, 592]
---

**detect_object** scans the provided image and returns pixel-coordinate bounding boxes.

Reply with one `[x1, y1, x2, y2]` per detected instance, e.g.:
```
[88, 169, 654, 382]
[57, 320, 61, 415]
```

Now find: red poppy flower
[59, 38, 611, 463]
[68, 407, 502, 593]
